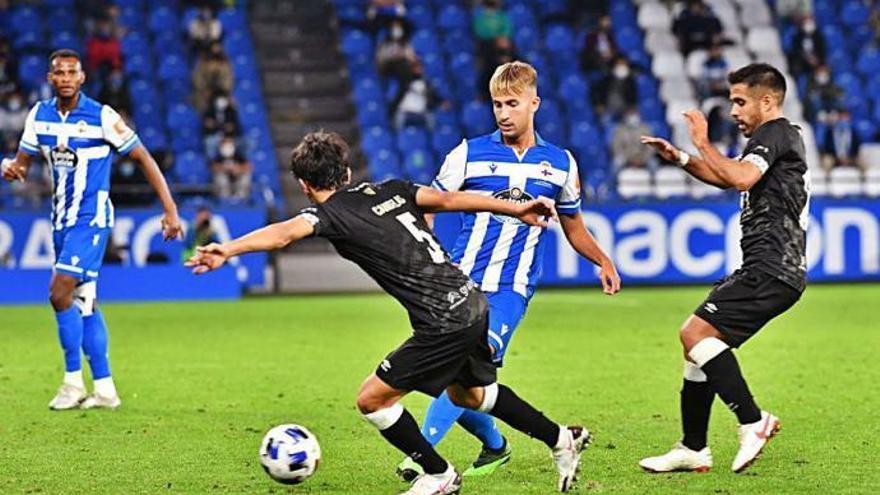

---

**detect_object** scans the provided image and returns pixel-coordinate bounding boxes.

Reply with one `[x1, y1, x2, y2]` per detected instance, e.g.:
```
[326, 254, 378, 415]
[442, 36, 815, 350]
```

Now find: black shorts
[693, 268, 802, 348]
[375, 313, 497, 397]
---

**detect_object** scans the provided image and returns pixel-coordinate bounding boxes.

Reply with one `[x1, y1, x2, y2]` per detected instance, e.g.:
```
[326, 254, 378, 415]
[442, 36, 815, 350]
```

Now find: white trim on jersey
[459, 212, 491, 276]
[89, 190, 110, 228]
[62, 146, 110, 227]
[432, 140, 468, 192]
[480, 222, 520, 292]
[34, 121, 104, 140]
[53, 167, 69, 230]
[465, 161, 568, 188]
[512, 226, 542, 297]
[55, 262, 84, 274]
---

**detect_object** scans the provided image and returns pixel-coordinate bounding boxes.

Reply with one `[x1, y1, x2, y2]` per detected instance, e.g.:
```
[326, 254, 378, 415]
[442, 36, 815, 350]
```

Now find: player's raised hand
[161, 211, 183, 240]
[640, 135, 679, 162]
[517, 197, 557, 227]
[682, 109, 710, 146]
[599, 260, 621, 295]
[1, 158, 26, 182]
[185, 242, 229, 274]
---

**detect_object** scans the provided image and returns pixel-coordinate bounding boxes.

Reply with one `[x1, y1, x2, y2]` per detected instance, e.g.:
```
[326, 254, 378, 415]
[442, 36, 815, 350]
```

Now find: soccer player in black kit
[187, 132, 590, 494]
[638, 64, 809, 473]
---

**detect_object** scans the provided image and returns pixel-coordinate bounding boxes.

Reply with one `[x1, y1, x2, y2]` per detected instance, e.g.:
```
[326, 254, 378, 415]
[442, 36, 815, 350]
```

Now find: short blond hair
[489, 61, 538, 96]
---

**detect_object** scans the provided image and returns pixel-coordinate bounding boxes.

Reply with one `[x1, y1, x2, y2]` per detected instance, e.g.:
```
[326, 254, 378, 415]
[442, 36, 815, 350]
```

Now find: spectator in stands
[211, 135, 252, 200]
[0, 38, 17, 99]
[473, 0, 512, 43]
[695, 43, 729, 101]
[98, 68, 130, 115]
[193, 42, 234, 111]
[580, 15, 618, 74]
[182, 207, 219, 262]
[391, 59, 446, 129]
[612, 107, 654, 170]
[85, 18, 122, 79]
[789, 16, 824, 76]
[870, 6, 880, 45]
[0, 91, 27, 137]
[821, 110, 859, 168]
[804, 64, 843, 121]
[591, 56, 638, 122]
[188, 7, 223, 55]
[672, 0, 723, 55]
[368, 0, 407, 34]
[375, 18, 417, 85]
[479, 36, 516, 96]
[203, 91, 240, 157]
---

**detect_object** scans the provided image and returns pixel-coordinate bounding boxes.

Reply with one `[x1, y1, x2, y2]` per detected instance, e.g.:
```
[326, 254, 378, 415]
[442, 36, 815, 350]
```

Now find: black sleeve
[295, 205, 334, 238]
[741, 121, 788, 175]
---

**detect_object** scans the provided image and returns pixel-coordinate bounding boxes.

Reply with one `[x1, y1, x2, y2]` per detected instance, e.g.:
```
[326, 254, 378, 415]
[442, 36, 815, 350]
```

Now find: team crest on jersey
[539, 161, 553, 177]
[76, 120, 88, 134]
[492, 187, 535, 225]
[50, 145, 78, 168]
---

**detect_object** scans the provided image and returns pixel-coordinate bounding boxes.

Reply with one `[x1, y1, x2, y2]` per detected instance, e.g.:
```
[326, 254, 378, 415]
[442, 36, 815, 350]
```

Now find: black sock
[700, 349, 762, 425]
[379, 408, 448, 474]
[489, 384, 561, 449]
[680, 379, 714, 451]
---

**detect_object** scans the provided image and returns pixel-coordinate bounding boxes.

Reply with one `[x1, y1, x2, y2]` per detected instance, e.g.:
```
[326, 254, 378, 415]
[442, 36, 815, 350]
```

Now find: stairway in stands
[249, 0, 359, 213]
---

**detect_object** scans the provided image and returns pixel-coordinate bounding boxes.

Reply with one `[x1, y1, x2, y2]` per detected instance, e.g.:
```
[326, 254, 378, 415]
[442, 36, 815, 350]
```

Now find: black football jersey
[297, 180, 487, 333]
[738, 118, 809, 292]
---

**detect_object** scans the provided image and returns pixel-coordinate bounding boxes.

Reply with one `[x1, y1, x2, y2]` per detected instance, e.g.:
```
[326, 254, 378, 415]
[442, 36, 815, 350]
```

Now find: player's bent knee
[446, 385, 479, 409]
[49, 276, 77, 311]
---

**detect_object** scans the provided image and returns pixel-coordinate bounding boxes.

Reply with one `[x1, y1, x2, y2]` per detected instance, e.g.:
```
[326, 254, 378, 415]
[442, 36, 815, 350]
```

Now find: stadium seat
[9, 5, 42, 37]
[617, 167, 652, 199]
[396, 126, 430, 154]
[859, 144, 880, 170]
[124, 53, 154, 78]
[432, 125, 462, 156]
[340, 30, 373, 58]
[856, 49, 880, 78]
[864, 167, 880, 197]
[46, 9, 78, 33]
[460, 100, 494, 136]
[148, 7, 177, 34]
[157, 55, 189, 82]
[828, 166, 863, 197]
[653, 166, 689, 199]
[402, 148, 437, 184]
[651, 51, 685, 80]
[356, 100, 388, 128]
[637, 2, 671, 30]
[17, 56, 45, 90]
[369, 148, 403, 181]
[361, 126, 394, 158]
[437, 4, 468, 31]
[166, 103, 201, 132]
[840, 0, 870, 27]
[557, 74, 590, 111]
[174, 151, 210, 184]
[443, 29, 474, 57]
[407, 3, 434, 30]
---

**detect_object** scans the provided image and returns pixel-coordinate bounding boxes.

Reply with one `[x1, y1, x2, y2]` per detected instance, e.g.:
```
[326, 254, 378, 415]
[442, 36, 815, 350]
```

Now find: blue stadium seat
[856, 48, 880, 77]
[854, 119, 878, 143]
[396, 126, 430, 153]
[361, 126, 394, 158]
[46, 9, 78, 33]
[157, 55, 189, 82]
[539, 121, 565, 145]
[50, 30, 82, 53]
[569, 121, 602, 149]
[223, 30, 255, 58]
[123, 52, 154, 78]
[508, 4, 538, 31]
[407, 4, 434, 30]
[402, 148, 436, 184]
[443, 29, 474, 56]
[139, 126, 169, 151]
[460, 100, 494, 136]
[412, 30, 441, 58]
[357, 100, 388, 128]
[166, 103, 200, 132]
[369, 149, 403, 181]
[9, 5, 42, 37]
[153, 31, 185, 59]
[535, 0, 567, 19]
[121, 31, 150, 57]
[13, 30, 43, 52]
[432, 125, 461, 155]
[174, 151, 210, 184]
[514, 26, 539, 50]
[544, 25, 575, 55]
[353, 77, 384, 104]
[17, 56, 45, 90]
[434, 107, 460, 128]
[437, 5, 468, 31]
[218, 9, 247, 32]
[840, 1, 870, 27]
[341, 30, 374, 57]
[44, 0, 75, 7]
[557, 74, 590, 110]
[336, 4, 368, 25]
[148, 7, 178, 33]
[171, 127, 203, 153]
[614, 26, 643, 56]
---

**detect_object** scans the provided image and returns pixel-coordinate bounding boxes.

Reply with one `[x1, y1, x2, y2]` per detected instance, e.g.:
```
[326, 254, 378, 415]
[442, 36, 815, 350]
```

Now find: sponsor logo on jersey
[491, 187, 534, 224]
[489, 163, 498, 173]
[50, 145, 78, 168]
[371, 195, 406, 216]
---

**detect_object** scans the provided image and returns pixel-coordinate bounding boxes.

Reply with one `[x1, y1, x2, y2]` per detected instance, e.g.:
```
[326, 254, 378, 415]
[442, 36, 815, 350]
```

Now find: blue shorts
[53, 226, 111, 282]
[485, 291, 530, 366]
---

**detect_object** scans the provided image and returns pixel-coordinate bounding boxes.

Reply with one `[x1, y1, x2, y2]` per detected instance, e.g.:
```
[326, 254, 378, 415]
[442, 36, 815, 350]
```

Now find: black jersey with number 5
[738, 118, 810, 292]
[297, 180, 487, 334]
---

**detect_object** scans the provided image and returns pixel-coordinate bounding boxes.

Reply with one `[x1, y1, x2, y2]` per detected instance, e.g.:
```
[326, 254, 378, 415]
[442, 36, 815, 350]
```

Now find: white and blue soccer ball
[259, 424, 322, 484]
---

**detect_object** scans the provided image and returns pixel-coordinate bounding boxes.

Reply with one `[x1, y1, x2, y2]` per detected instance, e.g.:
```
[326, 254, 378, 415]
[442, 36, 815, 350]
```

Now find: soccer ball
[259, 424, 321, 484]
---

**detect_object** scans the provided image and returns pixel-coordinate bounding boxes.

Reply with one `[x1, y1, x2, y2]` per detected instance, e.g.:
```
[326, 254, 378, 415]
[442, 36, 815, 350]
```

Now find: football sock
[680, 361, 714, 451]
[64, 370, 84, 389]
[458, 409, 506, 451]
[364, 404, 448, 475]
[689, 338, 762, 425]
[55, 306, 83, 374]
[421, 392, 465, 446]
[93, 377, 117, 398]
[82, 308, 111, 380]
[480, 384, 560, 449]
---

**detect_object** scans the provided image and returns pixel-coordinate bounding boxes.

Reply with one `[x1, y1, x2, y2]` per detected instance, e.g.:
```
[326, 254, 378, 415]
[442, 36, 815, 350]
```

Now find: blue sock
[458, 409, 505, 450]
[421, 391, 466, 446]
[82, 309, 111, 380]
[55, 306, 83, 372]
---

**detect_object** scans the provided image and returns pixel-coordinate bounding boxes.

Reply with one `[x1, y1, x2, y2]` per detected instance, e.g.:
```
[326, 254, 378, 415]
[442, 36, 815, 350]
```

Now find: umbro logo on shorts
[704, 302, 718, 313]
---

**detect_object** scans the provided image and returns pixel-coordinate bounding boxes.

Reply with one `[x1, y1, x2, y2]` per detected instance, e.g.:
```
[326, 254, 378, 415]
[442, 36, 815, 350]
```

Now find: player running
[187, 131, 591, 494]
[638, 63, 808, 473]
[398, 61, 620, 480]
[1, 49, 182, 410]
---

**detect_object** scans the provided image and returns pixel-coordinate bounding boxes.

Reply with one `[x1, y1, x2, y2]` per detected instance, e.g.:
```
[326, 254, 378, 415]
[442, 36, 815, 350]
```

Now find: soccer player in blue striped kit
[397, 61, 621, 480]
[1, 49, 182, 410]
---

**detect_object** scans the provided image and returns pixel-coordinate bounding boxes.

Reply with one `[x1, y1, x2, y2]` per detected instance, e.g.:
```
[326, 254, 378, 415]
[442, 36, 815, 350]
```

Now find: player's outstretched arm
[640, 135, 729, 189]
[1, 151, 34, 182]
[185, 216, 315, 274]
[559, 214, 621, 295]
[682, 110, 762, 191]
[128, 145, 183, 240]
[414, 187, 557, 227]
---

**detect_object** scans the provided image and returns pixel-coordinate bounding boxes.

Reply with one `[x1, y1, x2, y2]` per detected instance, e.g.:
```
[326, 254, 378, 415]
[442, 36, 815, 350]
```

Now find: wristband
[677, 150, 690, 167]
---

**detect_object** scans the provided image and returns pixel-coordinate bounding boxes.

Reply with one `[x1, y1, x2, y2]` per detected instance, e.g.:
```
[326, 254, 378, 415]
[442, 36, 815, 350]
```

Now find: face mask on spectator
[219, 142, 235, 158]
[803, 20, 816, 33]
[816, 71, 830, 85]
[7, 95, 22, 112]
[613, 64, 630, 79]
[215, 97, 229, 110]
[624, 112, 640, 126]
[390, 24, 404, 40]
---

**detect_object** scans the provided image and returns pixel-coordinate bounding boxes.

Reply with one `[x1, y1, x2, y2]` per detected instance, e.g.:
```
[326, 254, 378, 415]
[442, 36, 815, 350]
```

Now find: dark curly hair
[727, 63, 786, 100]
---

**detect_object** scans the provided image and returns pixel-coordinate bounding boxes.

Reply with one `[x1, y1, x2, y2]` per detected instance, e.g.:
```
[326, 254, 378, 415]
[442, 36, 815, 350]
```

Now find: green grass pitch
[1, 284, 878, 494]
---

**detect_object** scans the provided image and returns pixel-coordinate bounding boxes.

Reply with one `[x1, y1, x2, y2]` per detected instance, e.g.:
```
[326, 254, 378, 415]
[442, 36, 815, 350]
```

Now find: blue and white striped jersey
[18, 93, 140, 231]
[431, 130, 581, 298]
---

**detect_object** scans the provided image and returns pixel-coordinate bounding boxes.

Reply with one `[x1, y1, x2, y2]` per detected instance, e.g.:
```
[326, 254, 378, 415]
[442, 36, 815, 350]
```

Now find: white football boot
[48, 384, 87, 410]
[732, 411, 780, 473]
[80, 393, 122, 410]
[551, 426, 591, 492]
[639, 442, 713, 473]
[401, 464, 461, 495]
